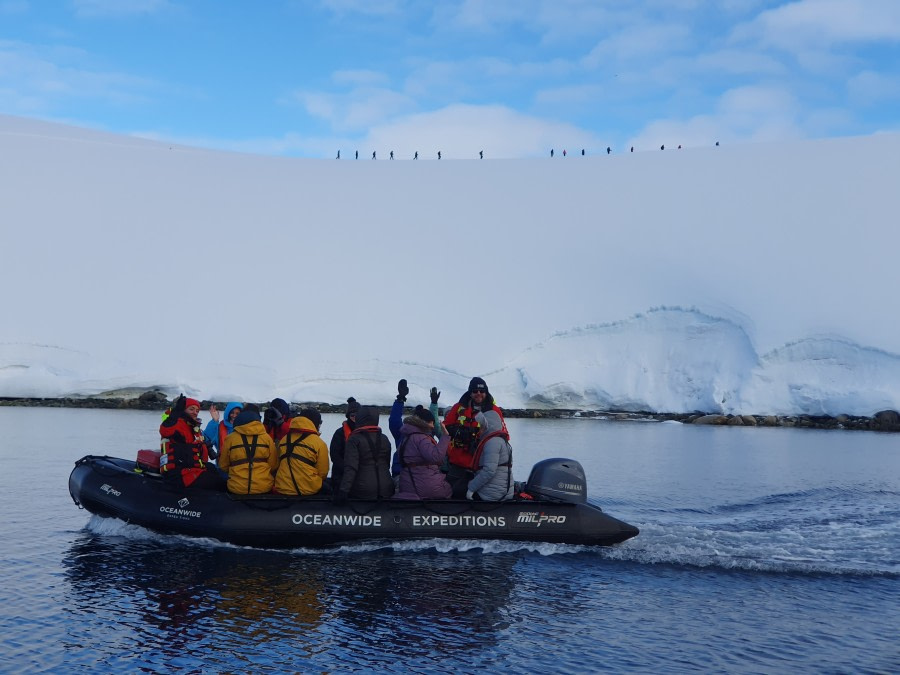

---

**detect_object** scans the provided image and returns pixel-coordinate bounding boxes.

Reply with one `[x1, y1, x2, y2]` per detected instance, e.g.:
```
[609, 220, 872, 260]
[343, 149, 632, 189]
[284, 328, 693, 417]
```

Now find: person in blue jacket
[203, 402, 243, 461]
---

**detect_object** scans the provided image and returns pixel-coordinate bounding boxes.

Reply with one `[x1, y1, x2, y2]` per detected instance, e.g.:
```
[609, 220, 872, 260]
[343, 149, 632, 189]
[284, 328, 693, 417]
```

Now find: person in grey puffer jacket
[467, 410, 514, 501]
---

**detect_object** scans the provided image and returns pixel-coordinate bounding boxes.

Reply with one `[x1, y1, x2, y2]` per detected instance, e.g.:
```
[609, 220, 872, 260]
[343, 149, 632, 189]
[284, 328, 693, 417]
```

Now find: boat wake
[607, 485, 900, 576]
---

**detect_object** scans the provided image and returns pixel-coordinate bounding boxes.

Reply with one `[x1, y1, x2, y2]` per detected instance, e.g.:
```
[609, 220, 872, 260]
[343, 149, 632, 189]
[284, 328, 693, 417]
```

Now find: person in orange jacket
[159, 395, 226, 490]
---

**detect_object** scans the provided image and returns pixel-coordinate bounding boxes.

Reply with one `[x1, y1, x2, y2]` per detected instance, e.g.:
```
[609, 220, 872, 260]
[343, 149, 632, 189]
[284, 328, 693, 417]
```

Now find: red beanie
[184, 398, 201, 409]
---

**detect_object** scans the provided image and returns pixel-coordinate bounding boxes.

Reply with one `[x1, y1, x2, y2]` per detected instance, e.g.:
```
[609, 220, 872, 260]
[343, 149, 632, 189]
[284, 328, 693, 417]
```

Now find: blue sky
[1, 0, 899, 158]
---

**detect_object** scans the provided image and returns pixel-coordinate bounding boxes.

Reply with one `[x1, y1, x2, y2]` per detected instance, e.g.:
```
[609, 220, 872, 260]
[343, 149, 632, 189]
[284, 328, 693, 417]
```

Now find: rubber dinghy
[69, 455, 639, 549]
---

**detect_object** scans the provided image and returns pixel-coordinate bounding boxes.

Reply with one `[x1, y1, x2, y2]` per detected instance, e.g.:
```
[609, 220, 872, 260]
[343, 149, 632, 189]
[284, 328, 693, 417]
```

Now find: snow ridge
[2, 309, 898, 416]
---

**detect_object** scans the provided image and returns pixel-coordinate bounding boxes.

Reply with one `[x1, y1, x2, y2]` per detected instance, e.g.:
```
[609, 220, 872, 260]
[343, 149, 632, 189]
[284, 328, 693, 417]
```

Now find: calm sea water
[1, 407, 897, 673]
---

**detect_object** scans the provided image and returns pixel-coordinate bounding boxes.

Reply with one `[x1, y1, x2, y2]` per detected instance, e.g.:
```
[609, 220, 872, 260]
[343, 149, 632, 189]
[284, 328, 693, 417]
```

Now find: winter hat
[243, 402, 261, 415]
[233, 408, 261, 426]
[346, 397, 360, 418]
[270, 398, 291, 416]
[412, 405, 435, 425]
[184, 398, 201, 410]
[468, 377, 488, 394]
[300, 408, 323, 428]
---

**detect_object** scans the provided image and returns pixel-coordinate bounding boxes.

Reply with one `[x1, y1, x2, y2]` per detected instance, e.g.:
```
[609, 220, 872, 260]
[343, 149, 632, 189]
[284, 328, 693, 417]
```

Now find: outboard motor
[524, 458, 588, 504]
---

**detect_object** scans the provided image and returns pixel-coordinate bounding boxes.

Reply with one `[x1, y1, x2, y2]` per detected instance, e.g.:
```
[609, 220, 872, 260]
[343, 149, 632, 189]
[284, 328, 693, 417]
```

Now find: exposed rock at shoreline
[2, 390, 898, 432]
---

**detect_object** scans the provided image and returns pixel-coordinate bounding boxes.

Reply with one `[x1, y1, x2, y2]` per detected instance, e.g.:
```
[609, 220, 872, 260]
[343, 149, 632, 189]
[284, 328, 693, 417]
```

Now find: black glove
[397, 379, 409, 402]
[333, 490, 349, 506]
[207, 447, 218, 461]
[430, 387, 440, 404]
[162, 395, 186, 428]
[263, 407, 282, 428]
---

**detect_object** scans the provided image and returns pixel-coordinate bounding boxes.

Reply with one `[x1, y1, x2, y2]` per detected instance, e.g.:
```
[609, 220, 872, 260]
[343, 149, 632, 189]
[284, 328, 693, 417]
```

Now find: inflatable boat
[68, 455, 639, 549]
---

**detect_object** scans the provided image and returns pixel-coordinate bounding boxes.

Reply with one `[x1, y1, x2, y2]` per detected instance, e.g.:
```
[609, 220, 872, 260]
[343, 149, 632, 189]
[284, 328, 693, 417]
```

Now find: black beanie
[412, 404, 435, 425]
[346, 397, 360, 418]
[468, 377, 488, 393]
[271, 398, 291, 416]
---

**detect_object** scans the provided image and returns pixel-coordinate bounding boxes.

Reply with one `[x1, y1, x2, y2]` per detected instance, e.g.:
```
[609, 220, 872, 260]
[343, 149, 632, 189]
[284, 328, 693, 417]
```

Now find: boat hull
[69, 455, 639, 549]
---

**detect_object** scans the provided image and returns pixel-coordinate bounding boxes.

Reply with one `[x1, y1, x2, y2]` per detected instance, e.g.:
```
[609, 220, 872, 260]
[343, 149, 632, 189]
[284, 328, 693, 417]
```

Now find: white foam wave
[599, 522, 899, 576]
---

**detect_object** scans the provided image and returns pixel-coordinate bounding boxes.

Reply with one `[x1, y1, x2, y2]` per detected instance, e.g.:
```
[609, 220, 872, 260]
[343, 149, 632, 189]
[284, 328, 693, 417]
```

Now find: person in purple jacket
[389, 379, 442, 478]
[393, 405, 451, 500]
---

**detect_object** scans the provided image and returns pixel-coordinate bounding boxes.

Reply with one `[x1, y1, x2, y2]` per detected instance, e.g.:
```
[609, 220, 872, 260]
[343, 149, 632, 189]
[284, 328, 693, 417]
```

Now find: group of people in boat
[157, 377, 514, 503]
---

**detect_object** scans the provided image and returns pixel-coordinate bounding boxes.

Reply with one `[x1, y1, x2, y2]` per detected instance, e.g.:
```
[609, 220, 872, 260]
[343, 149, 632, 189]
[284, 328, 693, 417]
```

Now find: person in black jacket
[334, 406, 394, 503]
[329, 397, 359, 488]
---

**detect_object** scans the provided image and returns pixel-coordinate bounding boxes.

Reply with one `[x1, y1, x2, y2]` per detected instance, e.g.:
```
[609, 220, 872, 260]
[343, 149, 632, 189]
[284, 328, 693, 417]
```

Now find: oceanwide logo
[160, 497, 202, 519]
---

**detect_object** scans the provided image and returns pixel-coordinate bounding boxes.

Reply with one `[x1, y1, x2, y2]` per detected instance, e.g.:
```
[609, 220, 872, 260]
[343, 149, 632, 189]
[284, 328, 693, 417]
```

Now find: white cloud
[332, 69, 390, 88]
[755, 0, 900, 48]
[317, 0, 403, 17]
[0, 40, 155, 113]
[629, 84, 804, 148]
[293, 86, 418, 133]
[689, 48, 785, 78]
[583, 22, 693, 68]
[847, 69, 900, 106]
[360, 103, 601, 158]
[403, 55, 573, 103]
[442, 0, 618, 44]
[534, 83, 604, 106]
[72, 0, 174, 18]
[0, 0, 28, 15]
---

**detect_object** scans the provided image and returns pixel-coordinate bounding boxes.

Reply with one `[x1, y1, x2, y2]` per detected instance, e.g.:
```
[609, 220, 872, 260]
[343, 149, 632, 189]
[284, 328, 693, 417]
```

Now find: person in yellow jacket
[274, 408, 331, 496]
[219, 405, 279, 495]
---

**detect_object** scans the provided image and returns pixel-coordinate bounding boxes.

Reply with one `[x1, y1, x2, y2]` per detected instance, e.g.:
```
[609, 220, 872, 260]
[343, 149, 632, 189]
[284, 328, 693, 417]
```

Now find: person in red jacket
[443, 377, 507, 498]
[159, 395, 226, 490]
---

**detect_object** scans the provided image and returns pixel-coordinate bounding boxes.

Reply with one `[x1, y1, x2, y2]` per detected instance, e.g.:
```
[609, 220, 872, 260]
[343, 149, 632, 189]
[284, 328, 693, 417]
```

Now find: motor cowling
[524, 458, 588, 504]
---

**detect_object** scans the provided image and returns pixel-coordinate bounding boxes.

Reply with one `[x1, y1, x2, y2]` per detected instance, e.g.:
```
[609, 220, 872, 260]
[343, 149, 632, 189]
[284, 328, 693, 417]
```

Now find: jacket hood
[289, 416, 321, 435]
[355, 406, 379, 428]
[475, 410, 503, 435]
[233, 406, 261, 427]
[223, 402, 244, 428]
[233, 419, 267, 436]
[224, 402, 243, 418]
[402, 416, 433, 433]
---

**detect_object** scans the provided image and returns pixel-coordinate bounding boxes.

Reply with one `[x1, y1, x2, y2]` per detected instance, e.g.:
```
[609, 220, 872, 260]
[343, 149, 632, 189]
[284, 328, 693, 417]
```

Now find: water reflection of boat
[69, 455, 639, 549]
[61, 535, 521, 665]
